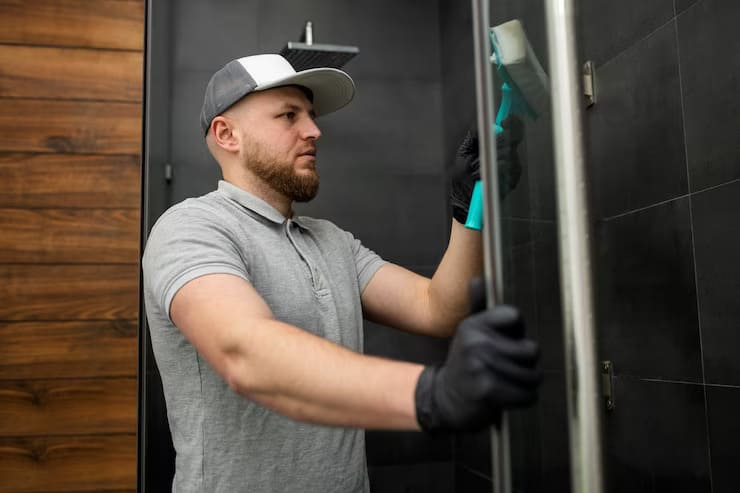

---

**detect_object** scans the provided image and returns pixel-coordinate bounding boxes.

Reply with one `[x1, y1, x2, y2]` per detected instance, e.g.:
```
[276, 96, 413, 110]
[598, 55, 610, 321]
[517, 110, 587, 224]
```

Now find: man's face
[231, 85, 322, 202]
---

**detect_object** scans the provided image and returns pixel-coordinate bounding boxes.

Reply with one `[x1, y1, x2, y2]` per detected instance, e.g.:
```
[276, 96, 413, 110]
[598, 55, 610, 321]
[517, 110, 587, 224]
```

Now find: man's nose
[302, 118, 322, 140]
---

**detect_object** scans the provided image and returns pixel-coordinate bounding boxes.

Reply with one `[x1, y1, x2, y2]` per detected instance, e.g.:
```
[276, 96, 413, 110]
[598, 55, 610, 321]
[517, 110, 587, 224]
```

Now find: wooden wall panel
[0, 265, 139, 321]
[0, 209, 139, 263]
[0, 100, 142, 155]
[0, 1, 145, 490]
[0, 320, 137, 379]
[0, 435, 136, 493]
[0, 378, 137, 436]
[0, 0, 144, 50]
[0, 154, 140, 209]
[0, 45, 143, 101]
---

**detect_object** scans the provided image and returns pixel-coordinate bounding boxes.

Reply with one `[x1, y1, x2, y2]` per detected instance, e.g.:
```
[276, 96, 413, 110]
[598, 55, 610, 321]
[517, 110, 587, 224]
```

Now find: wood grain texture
[0, 99, 142, 154]
[0, 153, 140, 208]
[0, 0, 144, 50]
[0, 320, 137, 379]
[0, 378, 136, 436]
[0, 1, 145, 490]
[0, 265, 139, 321]
[0, 45, 143, 101]
[0, 209, 139, 263]
[0, 434, 136, 492]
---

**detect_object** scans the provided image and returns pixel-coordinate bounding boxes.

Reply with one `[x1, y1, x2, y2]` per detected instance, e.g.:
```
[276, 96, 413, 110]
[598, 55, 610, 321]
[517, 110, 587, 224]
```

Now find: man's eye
[282, 112, 296, 120]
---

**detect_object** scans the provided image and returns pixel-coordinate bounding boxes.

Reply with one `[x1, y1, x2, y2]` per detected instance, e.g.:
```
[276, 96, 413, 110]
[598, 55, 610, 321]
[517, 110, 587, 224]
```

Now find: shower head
[280, 21, 359, 70]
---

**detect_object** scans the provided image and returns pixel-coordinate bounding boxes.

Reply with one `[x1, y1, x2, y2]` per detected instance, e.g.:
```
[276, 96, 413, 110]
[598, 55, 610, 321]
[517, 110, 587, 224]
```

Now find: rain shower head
[280, 21, 359, 70]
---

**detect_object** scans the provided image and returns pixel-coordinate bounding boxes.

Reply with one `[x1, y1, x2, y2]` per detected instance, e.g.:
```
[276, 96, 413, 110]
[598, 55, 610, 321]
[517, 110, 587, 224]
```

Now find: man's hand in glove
[449, 116, 524, 224]
[414, 279, 541, 433]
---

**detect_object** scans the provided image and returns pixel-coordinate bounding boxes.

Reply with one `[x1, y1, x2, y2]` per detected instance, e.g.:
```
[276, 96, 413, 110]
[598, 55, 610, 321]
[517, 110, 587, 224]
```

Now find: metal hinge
[164, 163, 174, 183]
[583, 60, 596, 108]
[601, 360, 615, 411]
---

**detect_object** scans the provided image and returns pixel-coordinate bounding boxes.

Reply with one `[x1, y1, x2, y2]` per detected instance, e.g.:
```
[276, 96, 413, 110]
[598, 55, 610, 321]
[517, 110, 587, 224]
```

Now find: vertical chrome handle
[470, 1, 510, 492]
[544, 1, 605, 492]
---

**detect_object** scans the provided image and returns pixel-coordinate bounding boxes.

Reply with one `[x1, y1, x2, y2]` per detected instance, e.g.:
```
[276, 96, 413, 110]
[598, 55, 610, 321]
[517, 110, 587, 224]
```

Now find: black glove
[414, 279, 541, 433]
[450, 116, 524, 224]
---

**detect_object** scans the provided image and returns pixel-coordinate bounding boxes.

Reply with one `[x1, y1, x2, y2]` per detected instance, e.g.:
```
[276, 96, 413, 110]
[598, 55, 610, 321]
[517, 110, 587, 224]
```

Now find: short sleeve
[142, 204, 249, 320]
[344, 230, 387, 293]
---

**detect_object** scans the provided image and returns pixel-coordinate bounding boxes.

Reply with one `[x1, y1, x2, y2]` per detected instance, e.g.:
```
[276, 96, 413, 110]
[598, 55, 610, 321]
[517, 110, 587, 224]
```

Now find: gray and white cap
[200, 54, 355, 135]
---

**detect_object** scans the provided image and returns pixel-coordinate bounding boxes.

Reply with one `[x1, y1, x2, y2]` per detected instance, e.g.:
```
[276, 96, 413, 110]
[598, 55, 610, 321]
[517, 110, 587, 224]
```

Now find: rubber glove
[414, 278, 541, 432]
[449, 116, 524, 224]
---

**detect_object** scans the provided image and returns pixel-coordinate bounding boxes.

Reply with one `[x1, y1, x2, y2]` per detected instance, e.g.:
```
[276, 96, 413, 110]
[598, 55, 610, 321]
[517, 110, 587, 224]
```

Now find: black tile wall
[258, 0, 442, 82]
[455, 464, 492, 493]
[297, 172, 448, 267]
[579, 0, 674, 66]
[454, 428, 490, 479]
[525, 116, 556, 221]
[368, 462, 454, 493]
[586, 21, 687, 219]
[706, 385, 740, 493]
[596, 198, 702, 381]
[675, 0, 702, 14]
[169, 69, 222, 204]
[439, 0, 475, 164]
[366, 431, 452, 467]
[172, 0, 260, 72]
[305, 78, 445, 175]
[500, 131, 534, 221]
[510, 400, 543, 493]
[603, 378, 711, 493]
[538, 371, 571, 493]
[502, 244, 538, 341]
[677, 0, 740, 191]
[532, 222, 565, 373]
[691, 180, 740, 385]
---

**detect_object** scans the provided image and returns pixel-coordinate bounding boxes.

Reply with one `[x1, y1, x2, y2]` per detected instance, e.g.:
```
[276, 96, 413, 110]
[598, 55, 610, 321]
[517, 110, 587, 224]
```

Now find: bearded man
[142, 54, 540, 493]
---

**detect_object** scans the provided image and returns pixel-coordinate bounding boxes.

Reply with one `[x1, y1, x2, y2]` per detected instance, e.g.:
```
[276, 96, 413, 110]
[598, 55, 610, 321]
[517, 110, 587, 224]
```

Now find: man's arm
[361, 220, 482, 338]
[170, 272, 424, 430]
[362, 118, 523, 338]
[171, 271, 540, 433]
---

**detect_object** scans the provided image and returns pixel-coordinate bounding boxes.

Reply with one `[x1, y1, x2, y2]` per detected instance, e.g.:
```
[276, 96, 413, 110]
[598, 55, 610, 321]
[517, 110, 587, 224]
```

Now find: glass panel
[440, 1, 574, 491]
[491, 3, 573, 491]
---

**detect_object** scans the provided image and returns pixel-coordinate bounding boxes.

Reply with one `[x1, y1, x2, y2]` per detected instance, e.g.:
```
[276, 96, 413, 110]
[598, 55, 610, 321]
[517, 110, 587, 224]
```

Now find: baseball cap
[200, 54, 355, 135]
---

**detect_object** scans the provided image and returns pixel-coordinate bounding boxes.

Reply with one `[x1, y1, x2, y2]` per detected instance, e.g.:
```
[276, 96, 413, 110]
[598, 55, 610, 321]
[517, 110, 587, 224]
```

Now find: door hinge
[583, 60, 596, 108]
[601, 360, 615, 411]
[164, 162, 174, 183]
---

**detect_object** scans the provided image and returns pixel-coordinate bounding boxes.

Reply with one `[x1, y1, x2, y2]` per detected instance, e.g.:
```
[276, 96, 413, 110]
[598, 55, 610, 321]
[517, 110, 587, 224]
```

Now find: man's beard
[242, 139, 319, 202]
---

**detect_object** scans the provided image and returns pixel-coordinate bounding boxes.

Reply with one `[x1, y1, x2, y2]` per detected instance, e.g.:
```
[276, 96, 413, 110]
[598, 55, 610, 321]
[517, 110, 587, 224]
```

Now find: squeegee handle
[464, 122, 504, 231]
[464, 181, 484, 230]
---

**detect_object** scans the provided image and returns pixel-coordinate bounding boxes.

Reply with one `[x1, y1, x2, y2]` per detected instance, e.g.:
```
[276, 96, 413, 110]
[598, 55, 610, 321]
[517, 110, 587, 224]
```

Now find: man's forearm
[426, 220, 483, 334]
[223, 317, 424, 430]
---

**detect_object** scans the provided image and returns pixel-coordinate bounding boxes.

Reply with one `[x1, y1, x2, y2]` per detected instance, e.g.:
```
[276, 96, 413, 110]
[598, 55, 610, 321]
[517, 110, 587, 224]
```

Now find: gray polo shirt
[142, 180, 386, 493]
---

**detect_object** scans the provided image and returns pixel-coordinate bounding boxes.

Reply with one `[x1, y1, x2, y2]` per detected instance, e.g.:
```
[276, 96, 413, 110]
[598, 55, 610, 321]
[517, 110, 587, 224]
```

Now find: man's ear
[211, 116, 240, 152]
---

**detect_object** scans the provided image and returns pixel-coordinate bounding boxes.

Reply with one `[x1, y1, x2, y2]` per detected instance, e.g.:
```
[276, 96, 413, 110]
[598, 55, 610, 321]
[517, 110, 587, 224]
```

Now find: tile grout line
[602, 193, 690, 222]
[690, 177, 740, 197]
[597, 13, 676, 72]
[600, 177, 740, 223]
[673, 3, 714, 491]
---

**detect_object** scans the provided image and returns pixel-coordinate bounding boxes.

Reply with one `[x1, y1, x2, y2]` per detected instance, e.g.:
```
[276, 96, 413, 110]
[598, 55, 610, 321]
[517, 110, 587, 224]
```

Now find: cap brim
[255, 67, 355, 117]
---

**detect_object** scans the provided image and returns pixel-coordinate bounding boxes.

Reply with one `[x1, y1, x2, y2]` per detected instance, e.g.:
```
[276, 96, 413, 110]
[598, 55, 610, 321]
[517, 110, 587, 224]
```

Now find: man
[142, 54, 539, 492]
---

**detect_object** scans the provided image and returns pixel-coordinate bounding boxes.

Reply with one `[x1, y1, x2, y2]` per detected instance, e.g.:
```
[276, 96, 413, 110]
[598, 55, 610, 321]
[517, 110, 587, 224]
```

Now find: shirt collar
[217, 180, 288, 225]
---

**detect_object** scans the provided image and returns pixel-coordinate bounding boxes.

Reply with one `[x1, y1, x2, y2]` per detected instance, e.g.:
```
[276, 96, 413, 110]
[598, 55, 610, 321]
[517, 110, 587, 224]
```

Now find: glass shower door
[467, 0, 605, 491]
